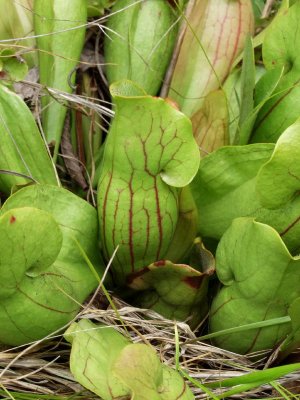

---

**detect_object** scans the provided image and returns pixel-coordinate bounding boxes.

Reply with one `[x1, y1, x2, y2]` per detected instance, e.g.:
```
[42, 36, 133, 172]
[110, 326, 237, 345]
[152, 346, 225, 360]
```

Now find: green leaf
[256, 118, 300, 209]
[0, 184, 104, 345]
[236, 36, 255, 145]
[254, 66, 285, 106]
[239, 65, 284, 145]
[223, 67, 243, 144]
[114, 344, 163, 400]
[161, 366, 194, 400]
[128, 246, 214, 327]
[190, 143, 300, 253]
[168, 0, 254, 117]
[80, 72, 103, 188]
[0, 84, 58, 194]
[251, 0, 265, 25]
[110, 78, 146, 97]
[164, 186, 198, 262]
[209, 218, 300, 354]
[190, 144, 272, 239]
[65, 320, 130, 399]
[279, 298, 300, 360]
[0, 49, 28, 82]
[0, 0, 36, 67]
[114, 344, 195, 399]
[252, 2, 300, 143]
[0, 207, 62, 297]
[87, 0, 114, 17]
[104, 0, 178, 95]
[97, 80, 200, 286]
[65, 319, 195, 399]
[232, 41, 283, 146]
[232, 0, 289, 68]
[34, 0, 87, 158]
[223, 64, 274, 145]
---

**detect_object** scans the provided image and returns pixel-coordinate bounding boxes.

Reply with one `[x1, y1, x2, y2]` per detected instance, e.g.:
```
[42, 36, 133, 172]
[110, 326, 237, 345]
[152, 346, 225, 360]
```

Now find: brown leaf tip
[166, 0, 177, 8]
[154, 260, 166, 267]
[165, 97, 180, 110]
[0, 71, 7, 80]
[183, 276, 204, 289]
[126, 266, 150, 284]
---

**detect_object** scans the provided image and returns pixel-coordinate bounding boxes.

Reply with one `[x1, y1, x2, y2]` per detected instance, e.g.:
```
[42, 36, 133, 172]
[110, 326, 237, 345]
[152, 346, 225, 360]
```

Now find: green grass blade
[192, 316, 291, 343]
[72, 237, 129, 335]
[207, 363, 300, 388]
[180, 368, 219, 400]
[174, 322, 180, 371]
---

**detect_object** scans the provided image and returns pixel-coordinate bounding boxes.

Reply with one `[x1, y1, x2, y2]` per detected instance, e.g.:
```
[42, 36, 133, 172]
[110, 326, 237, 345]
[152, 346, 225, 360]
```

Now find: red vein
[200, 3, 230, 96]
[154, 176, 163, 259]
[280, 215, 300, 237]
[254, 78, 300, 133]
[128, 172, 135, 271]
[142, 205, 151, 260]
[244, 305, 274, 354]
[212, 3, 229, 66]
[17, 287, 75, 314]
[226, 2, 242, 74]
[111, 189, 124, 270]
[101, 172, 113, 259]
[112, 190, 121, 249]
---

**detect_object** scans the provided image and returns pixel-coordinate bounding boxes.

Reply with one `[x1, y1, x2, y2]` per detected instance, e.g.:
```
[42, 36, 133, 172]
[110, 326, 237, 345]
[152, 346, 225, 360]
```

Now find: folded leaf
[164, 186, 198, 262]
[115, 344, 194, 399]
[0, 184, 104, 345]
[278, 297, 300, 360]
[114, 344, 164, 400]
[190, 144, 300, 253]
[0, 84, 58, 194]
[223, 64, 268, 145]
[127, 243, 215, 327]
[104, 0, 178, 95]
[256, 118, 300, 209]
[251, 2, 300, 143]
[161, 366, 194, 400]
[65, 320, 130, 399]
[97, 80, 200, 286]
[168, 0, 254, 117]
[34, 0, 87, 157]
[65, 319, 194, 399]
[210, 218, 299, 354]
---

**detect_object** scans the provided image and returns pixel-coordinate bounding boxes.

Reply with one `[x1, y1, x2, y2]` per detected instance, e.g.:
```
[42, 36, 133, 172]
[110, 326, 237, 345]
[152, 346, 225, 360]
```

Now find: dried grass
[1, 295, 299, 399]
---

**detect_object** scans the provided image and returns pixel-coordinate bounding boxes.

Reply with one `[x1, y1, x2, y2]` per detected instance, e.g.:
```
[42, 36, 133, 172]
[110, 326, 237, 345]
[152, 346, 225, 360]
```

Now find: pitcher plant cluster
[0, 0, 300, 398]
